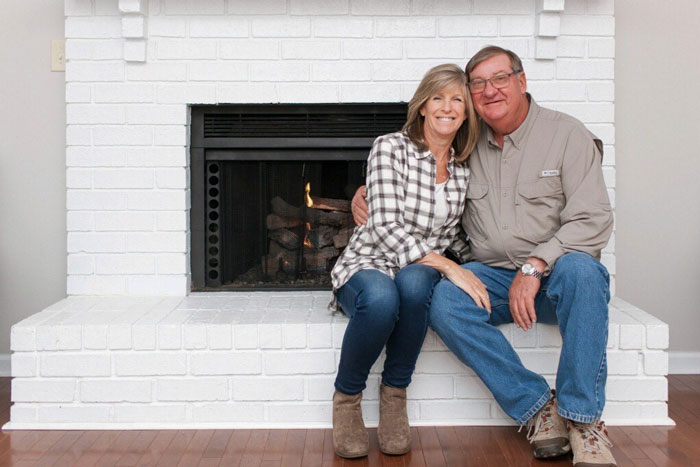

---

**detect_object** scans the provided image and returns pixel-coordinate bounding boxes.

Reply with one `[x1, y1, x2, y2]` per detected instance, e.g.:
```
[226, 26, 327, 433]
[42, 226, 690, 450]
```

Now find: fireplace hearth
[191, 104, 407, 291]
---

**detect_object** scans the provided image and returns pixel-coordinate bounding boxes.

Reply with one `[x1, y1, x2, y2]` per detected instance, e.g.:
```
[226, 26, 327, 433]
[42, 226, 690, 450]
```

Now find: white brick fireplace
[7, 0, 672, 429]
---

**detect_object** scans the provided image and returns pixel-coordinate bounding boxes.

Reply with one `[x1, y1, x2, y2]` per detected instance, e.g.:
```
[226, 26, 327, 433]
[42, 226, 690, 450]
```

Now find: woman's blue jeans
[429, 252, 610, 425]
[334, 264, 442, 395]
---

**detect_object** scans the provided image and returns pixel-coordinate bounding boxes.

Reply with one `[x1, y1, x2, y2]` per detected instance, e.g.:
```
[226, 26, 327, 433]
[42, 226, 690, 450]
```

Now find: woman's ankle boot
[332, 390, 369, 458]
[378, 383, 411, 455]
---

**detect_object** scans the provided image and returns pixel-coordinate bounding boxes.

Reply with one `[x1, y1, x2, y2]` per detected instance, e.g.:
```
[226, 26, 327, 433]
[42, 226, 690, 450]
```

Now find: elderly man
[351, 46, 615, 466]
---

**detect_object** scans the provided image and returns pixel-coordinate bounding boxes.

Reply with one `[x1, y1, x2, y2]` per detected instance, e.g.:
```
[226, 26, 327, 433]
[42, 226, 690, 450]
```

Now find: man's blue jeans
[335, 265, 442, 395]
[429, 252, 610, 424]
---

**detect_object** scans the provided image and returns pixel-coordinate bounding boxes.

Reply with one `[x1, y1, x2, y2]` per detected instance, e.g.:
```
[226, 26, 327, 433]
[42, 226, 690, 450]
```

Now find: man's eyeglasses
[468, 70, 520, 93]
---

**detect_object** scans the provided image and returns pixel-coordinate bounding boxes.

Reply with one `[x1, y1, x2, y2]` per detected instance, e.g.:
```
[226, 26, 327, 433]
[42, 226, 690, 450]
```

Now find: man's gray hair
[465, 46, 524, 80]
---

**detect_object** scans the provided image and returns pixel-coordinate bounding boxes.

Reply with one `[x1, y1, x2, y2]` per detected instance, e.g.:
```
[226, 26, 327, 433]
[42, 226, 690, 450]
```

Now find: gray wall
[0, 1, 66, 354]
[616, 0, 700, 352]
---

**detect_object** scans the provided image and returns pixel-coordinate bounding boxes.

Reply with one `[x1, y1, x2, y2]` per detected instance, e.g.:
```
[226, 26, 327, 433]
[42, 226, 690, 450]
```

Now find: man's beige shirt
[458, 96, 613, 271]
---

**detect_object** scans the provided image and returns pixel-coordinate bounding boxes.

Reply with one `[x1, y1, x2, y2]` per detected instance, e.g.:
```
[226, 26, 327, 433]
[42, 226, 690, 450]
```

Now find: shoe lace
[574, 421, 612, 455]
[520, 398, 555, 441]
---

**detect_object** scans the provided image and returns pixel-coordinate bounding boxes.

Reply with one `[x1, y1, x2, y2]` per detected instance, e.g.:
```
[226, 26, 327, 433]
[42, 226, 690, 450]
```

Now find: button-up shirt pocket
[515, 177, 565, 242]
[464, 182, 490, 242]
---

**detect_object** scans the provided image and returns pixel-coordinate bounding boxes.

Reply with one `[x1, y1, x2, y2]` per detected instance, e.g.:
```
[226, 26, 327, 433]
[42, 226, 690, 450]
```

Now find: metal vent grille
[202, 105, 407, 139]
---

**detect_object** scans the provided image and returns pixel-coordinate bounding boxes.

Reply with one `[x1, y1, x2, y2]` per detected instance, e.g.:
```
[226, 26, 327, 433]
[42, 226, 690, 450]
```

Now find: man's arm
[351, 185, 368, 226]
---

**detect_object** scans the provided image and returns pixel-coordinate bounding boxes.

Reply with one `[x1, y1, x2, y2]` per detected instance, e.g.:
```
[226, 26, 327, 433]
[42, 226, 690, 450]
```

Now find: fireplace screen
[191, 104, 407, 290]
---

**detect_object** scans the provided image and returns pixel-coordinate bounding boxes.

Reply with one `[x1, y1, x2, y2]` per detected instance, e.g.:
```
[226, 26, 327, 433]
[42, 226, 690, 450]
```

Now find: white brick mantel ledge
[5, 294, 672, 430]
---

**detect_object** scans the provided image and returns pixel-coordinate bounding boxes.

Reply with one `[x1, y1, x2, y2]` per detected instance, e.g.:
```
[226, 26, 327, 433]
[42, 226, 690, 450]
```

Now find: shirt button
[502, 224, 508, 230]
[503, 191, 507, 197]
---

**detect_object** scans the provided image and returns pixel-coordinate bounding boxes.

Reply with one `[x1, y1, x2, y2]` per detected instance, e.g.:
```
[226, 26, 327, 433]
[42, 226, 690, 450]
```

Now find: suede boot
[378, 383, 411, 455]
[332, 390, 369, 458]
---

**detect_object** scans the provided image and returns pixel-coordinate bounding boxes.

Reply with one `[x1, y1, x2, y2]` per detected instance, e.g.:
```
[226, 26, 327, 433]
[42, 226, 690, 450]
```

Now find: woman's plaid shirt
[330, 131, 470, 311]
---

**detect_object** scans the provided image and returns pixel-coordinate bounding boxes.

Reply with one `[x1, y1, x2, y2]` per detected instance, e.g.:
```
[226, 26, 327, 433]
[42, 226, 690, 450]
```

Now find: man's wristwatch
[520, 262, 544, 280]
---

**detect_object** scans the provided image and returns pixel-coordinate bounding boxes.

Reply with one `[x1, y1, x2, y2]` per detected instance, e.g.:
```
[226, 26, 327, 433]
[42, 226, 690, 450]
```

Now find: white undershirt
[433, 180, 449, 229]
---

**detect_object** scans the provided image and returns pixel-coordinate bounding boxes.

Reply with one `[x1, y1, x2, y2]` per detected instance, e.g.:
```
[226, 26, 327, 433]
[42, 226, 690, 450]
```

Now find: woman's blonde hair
[403, 64, 479, 163]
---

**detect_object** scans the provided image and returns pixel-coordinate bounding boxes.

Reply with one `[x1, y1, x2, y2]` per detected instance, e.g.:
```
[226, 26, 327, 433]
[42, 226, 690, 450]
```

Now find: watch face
[521, 263, 534, 274]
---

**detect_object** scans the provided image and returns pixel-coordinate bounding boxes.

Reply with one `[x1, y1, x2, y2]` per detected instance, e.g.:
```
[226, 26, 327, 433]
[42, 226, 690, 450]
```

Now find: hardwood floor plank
[74, 430, 123, 467]
[239, 429, 269, 467]
[403, 427, 426, 467]
[281, 429, 306, 467]
[177, 429, 215, 467]
[203, 429, 232, 459]
[155, 430, 197, 467]
[416, 427, 445, 467]
[115, 430, 158, 466]
[94, 429, 142, 466]
[301, 429, 324, 467]
[320, 427, 343, 467]
[434, 426, 465, 466]
[220, 428, 252, 466]
[262, 429, 288, 462]
[32, 430, 83, 467]
[53, 430, 103, 467]
[608, 427, 649, 460]
[136, 430, 177, 466]
[621, 427, 674, 467]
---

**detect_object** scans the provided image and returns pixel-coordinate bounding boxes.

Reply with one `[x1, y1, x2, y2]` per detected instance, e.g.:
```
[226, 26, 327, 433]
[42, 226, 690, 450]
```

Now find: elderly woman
[330, 64, 490, 458]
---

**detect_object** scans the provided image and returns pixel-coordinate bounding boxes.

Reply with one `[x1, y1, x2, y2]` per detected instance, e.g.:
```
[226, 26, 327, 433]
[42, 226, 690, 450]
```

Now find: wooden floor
[0, 376, 699, 466]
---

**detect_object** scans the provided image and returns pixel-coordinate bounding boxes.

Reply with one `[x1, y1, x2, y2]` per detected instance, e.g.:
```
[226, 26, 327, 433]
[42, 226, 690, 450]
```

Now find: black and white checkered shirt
[330, 131, 470, 311]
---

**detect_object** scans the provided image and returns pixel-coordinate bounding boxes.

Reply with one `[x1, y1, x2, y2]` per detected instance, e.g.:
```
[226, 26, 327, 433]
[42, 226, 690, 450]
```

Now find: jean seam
[557, 407, 598, 424]
[516, 389, 552, 426]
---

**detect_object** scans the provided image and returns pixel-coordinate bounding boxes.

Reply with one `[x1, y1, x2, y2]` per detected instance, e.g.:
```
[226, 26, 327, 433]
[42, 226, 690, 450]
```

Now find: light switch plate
[51, 39, 65, 72]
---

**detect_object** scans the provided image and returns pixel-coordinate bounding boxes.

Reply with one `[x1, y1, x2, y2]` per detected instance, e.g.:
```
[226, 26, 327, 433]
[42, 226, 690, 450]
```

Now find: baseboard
[0, 354, 9, 377]
[669, 351, 700, 374]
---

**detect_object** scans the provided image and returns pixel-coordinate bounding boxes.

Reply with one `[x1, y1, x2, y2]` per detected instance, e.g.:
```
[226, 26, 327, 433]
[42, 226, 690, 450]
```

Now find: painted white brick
[528, 81, 586, 101]
[602, 145, 615, 167]
[125, 105, 187, 126]
[93, 83, 154, 103]
[234, 324, 259, 349]
[282, 40, 340, 59]
[127, 147, 187, 167]
[343, 40, 402, 59]
[373, 61, 444, 81]
[36, 322, 83, 350]
[191, 352, 261, 376]
[115, 353, 187, 376]
[12, 379, 76, 403]
[115, 404, 187, 422]
[66, 169, 93, 189]
[228, 0, 286, 15]
[66, 62, 125, 82]
[474, 0, 533, 13]
[536, 12, 561, 37]
[313, 19, 372, 38]
[188, 18, 247, 38]
[66, 190, 126, 210]
[11, 353, 37, 377]
[537, 324, 563, 347]
[132, 324, 156, 350]
[157, 324, 182, 350]
[588, 37, 615, 58]
[67, 212, 95, 232]
[65, 39, 124, 60]
[95, 0, 121, 15]
[552, 103, 614, 123]
[67, 276, 128, 295]
[219, 40, 278, 60]
[66, 17, 122, 38]
[10, 405, 36, 423]
[157, 377, 228, 401]
[586, 0, 614, 15]
[607, 377, 668, 401]
[95, 254, 156, 274]
[587, 82, 614, 102]
[644, 352, 668, 376]
[93, 168, 153, 188]
[518, 350, 560, 374]
[204, 324, 232, 349]
[122, 15, 145, 38]
[252, 18, 311, 38]
[268, 403, 332, 423]
[557, 36, 586, 57]
[95, 212, 154, 231]
[420, 400, 491, 420]
[341, 83, 402, 102]
[217, 83, 278, 103]
[65, 0, 93, 15]
[81, 379, 152, 402]
[119, 0, 147, 14]
[290, 0, 348, 15]
[311, 62, 371, 82]
[376, 18, 435, 37]
[259, 324, 283, 349]
[407, 375, 454, 399]
[307, 377, 335, 401]
[351, 0, 409, 15]
[232, 377, 304, 401]
[499, 15, 534, 36]
[560, 15, 615, 36]
[538, 0, 565, 11]
[127, 232, 187, 253]
[405, 40, 466, 59]
[67, 232, 127, 252]
[164, 0, 225, 15]
[520, 60, 556, 80]
[38, 405, 112, 423]
[411, 0, 472, 15]
[11, 326, 36, 352]
[127, 63, 187, 82]
[415, 351, 471, 375]
[67, 127, 92, 145]
[93, 126, 153, 146]
[308, 323, 332, 349]
[156, 84, 215, 104]
[193, 403, 265, 422]
[250, 62, 309, 82]
[149, 17, 187, 37]
[68, 146, 127, 166]
[68, 254, 94, 275]
[277, 84, 339, 103]
[513, 326, 537, 348]
[455, 376, 493, 399]
[647, 324, 669, 350]
[157, 211, 188, 231]
[283, 323, 306, 349]
[535, 37, 557, 60]
[557, 59, 614, 80]
[124, 38, 147, 62]
[184, 324, 207, 349]
[66, 84, 92, 103]
[156, 254, 187, 275]
[264, 351, 336, 375]
[41, 354, 111, 377]
[189, 63, 248, 82]
[607, 351, 639, 376]
[126, 191, 187, 211]
[331, 321, 347, 348]
[154, 126, 188, 146]
[438, 17, 498, 37]
[156, 39, 217, 60]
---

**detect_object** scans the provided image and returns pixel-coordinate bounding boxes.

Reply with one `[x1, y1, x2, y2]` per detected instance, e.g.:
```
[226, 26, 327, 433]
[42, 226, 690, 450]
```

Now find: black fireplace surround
[190, 103, 407, 291]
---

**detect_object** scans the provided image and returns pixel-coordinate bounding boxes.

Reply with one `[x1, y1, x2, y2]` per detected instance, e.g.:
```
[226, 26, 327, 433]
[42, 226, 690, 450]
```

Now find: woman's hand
[417, 253, 491, 313]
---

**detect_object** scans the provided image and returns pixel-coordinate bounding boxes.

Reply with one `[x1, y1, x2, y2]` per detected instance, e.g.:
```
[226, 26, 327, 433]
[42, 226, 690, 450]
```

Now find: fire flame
[305, 182, 313, 208]
[303, 222, 313, 248]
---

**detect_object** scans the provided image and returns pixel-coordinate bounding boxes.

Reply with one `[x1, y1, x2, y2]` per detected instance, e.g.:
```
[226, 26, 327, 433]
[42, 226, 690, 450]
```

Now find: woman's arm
[416, 252, 491, 312]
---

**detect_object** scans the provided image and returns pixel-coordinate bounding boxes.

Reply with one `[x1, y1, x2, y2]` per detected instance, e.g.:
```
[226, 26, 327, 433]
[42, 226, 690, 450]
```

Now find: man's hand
[508, 257, 546, 330]
[351, 185, 368, 226]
